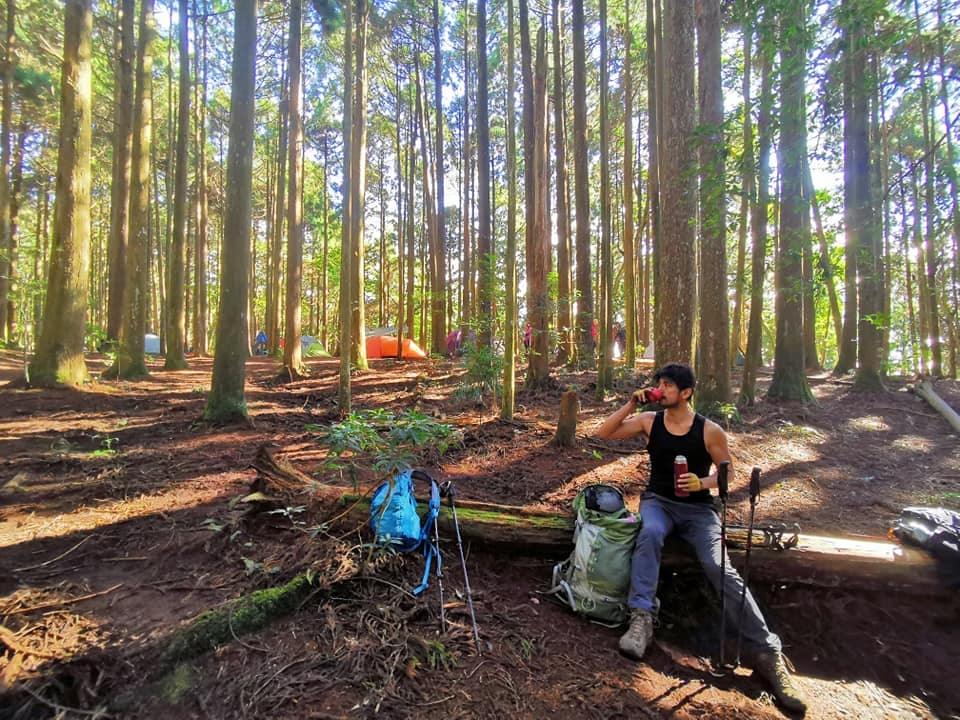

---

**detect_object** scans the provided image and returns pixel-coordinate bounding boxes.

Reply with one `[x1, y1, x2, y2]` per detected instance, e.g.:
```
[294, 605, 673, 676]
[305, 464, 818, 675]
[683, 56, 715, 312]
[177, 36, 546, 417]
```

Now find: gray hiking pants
[628, 492, 782, 655]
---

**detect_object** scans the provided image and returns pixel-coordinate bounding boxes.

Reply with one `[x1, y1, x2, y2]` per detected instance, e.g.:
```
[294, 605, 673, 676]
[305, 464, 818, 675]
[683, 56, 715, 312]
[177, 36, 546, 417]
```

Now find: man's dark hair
[654, 362, 696, 391]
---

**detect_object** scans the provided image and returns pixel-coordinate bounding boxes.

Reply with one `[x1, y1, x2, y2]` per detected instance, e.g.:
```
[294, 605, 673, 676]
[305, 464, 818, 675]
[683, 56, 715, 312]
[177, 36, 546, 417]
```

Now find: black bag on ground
[891, 506, 960, 587]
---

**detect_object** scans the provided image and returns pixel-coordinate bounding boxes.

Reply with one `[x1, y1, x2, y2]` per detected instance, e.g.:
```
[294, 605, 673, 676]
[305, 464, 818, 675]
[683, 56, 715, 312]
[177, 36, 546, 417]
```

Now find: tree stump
[552, 390, 579, 447]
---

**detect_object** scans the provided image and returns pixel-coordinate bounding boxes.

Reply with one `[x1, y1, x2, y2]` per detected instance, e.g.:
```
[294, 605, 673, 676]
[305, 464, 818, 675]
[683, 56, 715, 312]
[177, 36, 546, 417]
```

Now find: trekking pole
[432, 513, 446, 632]
[442, 481, 482, 655]
[735, 466, 761, 667]
[716, 460, 730, 669]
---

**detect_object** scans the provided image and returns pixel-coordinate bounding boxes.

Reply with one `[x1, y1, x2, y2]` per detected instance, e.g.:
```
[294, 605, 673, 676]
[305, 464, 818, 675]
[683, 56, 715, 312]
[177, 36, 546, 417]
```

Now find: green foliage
[696, 401, 742, 428]
[454, 342, 504, 406]
[313, 409, 462, 475]
[160, 574, 314, 667]
[90, 434, 119, 458]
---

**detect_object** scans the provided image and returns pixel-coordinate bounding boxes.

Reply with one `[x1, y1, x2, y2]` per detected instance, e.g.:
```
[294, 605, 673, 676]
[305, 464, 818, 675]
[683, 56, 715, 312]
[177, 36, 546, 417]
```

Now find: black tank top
[646, 411, 713, 503]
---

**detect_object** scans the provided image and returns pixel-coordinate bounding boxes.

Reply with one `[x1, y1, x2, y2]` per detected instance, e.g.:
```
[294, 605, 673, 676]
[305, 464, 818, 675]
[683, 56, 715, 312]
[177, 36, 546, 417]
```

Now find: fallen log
[252, 448, 949, 597]
[914, 380, 960, 435]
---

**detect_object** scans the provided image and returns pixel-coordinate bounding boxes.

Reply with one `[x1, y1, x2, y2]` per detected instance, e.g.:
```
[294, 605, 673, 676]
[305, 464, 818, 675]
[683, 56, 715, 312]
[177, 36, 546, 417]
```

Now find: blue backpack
[369, 469, 442, 595]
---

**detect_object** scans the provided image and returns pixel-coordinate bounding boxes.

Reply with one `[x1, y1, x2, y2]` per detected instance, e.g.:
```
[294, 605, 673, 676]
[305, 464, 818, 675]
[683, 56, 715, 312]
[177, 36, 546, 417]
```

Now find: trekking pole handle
[749, 467, 761, 503]
[717, 460, 730, 500]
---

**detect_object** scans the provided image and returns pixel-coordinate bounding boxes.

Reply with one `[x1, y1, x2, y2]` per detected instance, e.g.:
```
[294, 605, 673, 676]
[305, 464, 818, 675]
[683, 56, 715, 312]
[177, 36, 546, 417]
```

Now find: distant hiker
[446, 328, 462, 356]
[255, 330, 267, 356]
[616, 323, 626, 356]
[590, 318, 599, 355]
[595, 362, 806, 714]
[522, 323, 532, 351]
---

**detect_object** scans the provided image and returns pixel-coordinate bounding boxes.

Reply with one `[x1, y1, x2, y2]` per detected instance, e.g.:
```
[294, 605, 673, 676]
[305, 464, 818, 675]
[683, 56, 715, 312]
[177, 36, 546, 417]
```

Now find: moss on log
[160, 573, 314, 668]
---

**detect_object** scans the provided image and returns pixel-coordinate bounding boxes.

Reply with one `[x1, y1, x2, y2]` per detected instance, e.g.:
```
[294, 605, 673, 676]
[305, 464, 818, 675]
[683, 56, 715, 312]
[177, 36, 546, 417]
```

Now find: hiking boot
[619, 608, 654, 660]
[753, 650, 807, 714]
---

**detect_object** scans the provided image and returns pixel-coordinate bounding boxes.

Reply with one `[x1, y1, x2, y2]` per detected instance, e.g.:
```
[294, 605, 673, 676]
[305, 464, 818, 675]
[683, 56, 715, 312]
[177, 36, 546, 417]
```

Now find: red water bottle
[648, 387, 663, 402]
[674, 455, 689, 497]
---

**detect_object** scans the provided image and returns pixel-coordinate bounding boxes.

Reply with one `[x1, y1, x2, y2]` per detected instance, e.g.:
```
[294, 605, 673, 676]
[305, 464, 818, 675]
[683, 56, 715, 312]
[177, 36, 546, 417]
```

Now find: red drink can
[674, 455, 689, 497]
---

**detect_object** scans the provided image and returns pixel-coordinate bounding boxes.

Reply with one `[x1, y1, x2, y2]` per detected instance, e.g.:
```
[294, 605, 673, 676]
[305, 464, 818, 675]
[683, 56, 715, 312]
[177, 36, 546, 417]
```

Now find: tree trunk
[695, 0, 730, 407]
[521, 13, 551, 390]
[572, 0, 593, 369]
[596, 0, 612, 397]
[165, 0, 190, 370]
[29, 0, 92, 387]
[552, 390, 579, 448]
[193, 0, 209, 357]
[338, 0, 354, 416]
[656, 0, 696, 366]
[460, 10, 472, 329]
[645, 0, 660, 353]
[621, 0, 635, 369]
[203, 0, 257, 424]
[0, 0, 13, 344]
[430, 0, 446, 355]
[913, 0, 942, 377]
[739, 12, 773, 406]
[499, 0, 517, 418]
[109, 0, 155, 381]
[848, 0, 883, 390]
[767, 0, 813, 403]
[730, 0, 751, 370]
[268, 89, 287, 356]
[283, 0, 306, 377]
[349, 0, 368, 370]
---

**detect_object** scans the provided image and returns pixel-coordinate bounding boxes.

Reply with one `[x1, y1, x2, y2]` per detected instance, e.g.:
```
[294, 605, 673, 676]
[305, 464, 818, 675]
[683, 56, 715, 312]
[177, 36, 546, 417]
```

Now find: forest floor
[0, 348, 959, 720]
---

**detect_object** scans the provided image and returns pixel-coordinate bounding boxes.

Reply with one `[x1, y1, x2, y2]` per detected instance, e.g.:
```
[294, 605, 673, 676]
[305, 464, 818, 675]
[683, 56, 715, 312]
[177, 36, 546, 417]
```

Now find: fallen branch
[14, 535, 92, 572]
[160, 574, 314, 668]
[5, 583, 124, 616]
[914, 381, 960, 435]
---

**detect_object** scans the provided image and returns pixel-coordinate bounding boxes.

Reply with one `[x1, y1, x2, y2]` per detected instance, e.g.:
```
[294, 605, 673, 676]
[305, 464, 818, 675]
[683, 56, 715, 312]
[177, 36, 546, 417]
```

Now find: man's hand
[678, 473, 702, 493]
[632, 387, 662, 405]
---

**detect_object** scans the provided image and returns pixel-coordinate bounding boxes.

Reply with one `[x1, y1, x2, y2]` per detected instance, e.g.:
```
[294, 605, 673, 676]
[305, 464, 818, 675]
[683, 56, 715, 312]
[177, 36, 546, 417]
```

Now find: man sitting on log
[596, 362, 806, 714]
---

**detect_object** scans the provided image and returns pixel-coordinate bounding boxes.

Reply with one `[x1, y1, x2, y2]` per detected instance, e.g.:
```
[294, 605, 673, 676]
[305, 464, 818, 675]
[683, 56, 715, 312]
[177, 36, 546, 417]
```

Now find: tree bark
[552, 390, 579, 447]
[283, 0, 306, 378]
[107, 0, 155, 380]
[553, 0, 573, 367]
[655, 0, 696, 367]
[29, 0, 92, 387]
[695, 0, 730, 407]
[767, 0, 813, 403]
[203, 0, 257, 424]
[621, 0, 635, 369]
[165, 0, 190, 370]
[571, 0, 593, 369]
[0, 0, 14, 344]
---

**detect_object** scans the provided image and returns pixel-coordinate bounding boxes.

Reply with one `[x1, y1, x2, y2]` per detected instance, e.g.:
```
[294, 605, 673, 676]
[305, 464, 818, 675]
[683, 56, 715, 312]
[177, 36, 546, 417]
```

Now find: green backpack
[549, 485, 641, 626]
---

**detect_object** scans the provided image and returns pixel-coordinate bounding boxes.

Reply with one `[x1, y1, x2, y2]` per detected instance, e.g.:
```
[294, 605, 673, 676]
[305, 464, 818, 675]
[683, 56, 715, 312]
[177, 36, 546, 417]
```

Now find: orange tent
[364, 335, 427, 359]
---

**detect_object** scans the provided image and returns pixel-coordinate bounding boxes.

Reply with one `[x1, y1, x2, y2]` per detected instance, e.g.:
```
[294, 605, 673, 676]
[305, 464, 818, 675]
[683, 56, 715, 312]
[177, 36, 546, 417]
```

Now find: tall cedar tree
[204, 0, 257, 423]
[165, 0, 190, 369]
[107, 0, 134, 346]
[695, 0, 730, 405]
[767, 0, 814, 402]
[655, 0, 696, 366]
[29, 0, 92, 386]
[283, 0, 306, 377]
[107, 0, 155, 380]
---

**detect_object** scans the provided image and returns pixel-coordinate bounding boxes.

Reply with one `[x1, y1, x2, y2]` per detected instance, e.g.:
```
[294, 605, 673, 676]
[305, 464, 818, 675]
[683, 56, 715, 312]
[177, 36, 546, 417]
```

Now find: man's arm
[700, 419, 733, 490]
[596, 396, 652, 440]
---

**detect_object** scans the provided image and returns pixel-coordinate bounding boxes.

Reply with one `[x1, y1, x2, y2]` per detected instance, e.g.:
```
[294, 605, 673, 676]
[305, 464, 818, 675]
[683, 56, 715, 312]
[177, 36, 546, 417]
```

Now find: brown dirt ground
[1, 349, 959, 720]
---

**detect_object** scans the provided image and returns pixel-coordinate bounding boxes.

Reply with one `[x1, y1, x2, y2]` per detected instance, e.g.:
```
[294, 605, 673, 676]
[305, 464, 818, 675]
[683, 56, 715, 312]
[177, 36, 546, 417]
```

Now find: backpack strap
[411, 470, 442, 595]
